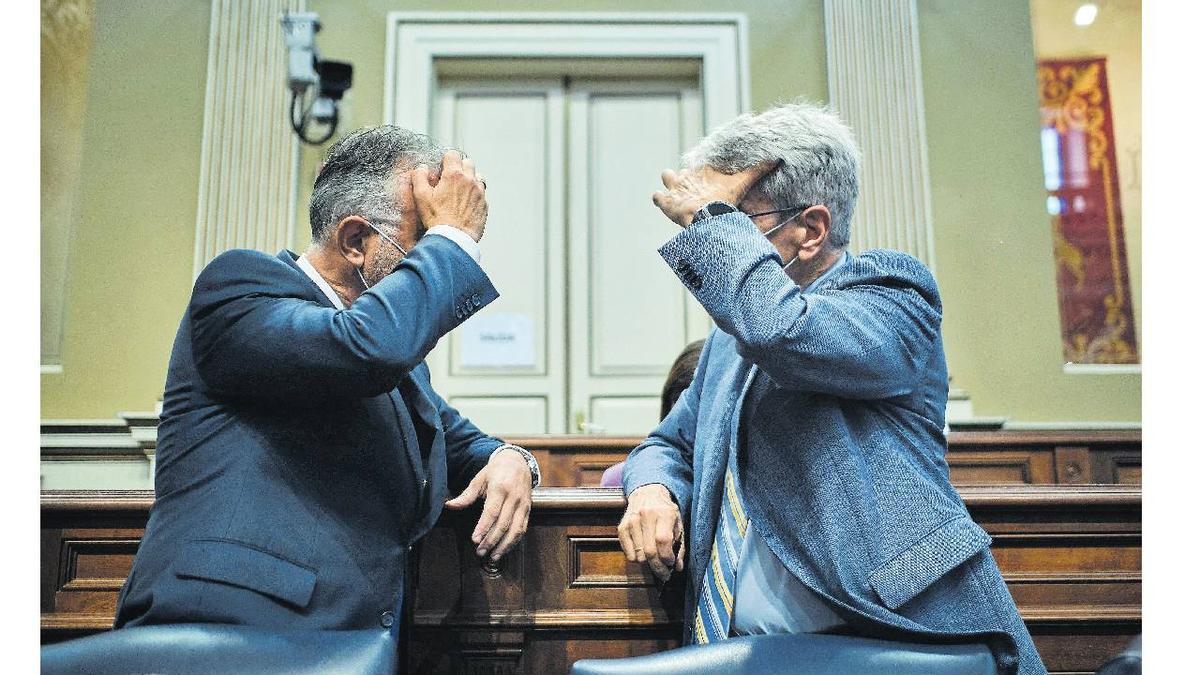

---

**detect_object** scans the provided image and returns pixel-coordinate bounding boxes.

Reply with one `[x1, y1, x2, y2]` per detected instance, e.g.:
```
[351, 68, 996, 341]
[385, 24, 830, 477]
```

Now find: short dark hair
[308, 126, 446, 242]
[660, 340, 705, 420]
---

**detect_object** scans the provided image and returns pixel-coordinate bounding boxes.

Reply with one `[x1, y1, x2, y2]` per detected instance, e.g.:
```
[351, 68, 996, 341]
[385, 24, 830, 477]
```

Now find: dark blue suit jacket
[115, 235, 502, 633]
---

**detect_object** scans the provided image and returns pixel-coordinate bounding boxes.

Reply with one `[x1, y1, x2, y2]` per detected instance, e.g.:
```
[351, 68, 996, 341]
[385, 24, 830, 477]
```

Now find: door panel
[428, 75, 708, 437]
[429, 80, 566, 433]
[568, 81, 708, 435]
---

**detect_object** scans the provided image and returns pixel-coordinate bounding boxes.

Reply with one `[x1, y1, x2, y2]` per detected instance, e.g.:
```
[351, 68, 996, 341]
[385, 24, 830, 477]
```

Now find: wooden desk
[42, 485, 1139, 674]
[511, 430, 1141, 487]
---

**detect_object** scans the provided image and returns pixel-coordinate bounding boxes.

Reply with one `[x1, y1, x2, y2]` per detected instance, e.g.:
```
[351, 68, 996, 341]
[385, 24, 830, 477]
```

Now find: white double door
[424, 76, 711, 435]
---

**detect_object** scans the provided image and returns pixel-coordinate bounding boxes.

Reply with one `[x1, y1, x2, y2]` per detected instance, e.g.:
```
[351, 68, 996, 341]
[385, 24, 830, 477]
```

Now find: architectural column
[825, 0, 936, 270]
[193, 0, 304, 274]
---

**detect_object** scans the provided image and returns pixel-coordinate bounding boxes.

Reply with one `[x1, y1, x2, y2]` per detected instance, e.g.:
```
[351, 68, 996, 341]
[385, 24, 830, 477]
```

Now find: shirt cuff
[427, 225, 482, 264]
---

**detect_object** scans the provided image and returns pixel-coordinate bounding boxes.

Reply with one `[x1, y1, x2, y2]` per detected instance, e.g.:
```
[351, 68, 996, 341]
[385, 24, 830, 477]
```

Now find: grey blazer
[623, 212, 1045, 675]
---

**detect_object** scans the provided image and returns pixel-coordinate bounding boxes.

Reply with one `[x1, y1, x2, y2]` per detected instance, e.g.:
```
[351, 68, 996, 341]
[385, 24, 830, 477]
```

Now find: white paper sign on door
[457, 313, 536, 369]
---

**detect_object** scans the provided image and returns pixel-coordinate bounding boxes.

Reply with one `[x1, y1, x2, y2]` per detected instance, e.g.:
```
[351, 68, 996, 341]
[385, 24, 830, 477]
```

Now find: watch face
[707, 201, 737, 216]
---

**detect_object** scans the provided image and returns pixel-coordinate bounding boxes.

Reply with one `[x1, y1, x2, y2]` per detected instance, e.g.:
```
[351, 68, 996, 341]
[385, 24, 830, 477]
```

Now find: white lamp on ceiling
[1074, 3, 1099, 26]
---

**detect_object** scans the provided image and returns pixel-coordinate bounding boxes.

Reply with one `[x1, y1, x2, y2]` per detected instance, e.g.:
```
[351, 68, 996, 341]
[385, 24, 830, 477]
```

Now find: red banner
[1037, 57, 1138, 364]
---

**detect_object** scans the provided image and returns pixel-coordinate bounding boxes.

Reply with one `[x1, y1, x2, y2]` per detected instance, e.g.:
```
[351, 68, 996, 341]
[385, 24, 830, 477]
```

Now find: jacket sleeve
[657, 213, 942, 400]
[190, 236, 498, 402]
[414, 362, 503, 493]
[621, 335, 712, 520]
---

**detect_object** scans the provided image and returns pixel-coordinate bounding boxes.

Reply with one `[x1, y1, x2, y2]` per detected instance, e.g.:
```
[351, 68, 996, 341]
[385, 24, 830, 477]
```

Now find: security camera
[281, 13, 320, 93]
[280, 11, 353, 145]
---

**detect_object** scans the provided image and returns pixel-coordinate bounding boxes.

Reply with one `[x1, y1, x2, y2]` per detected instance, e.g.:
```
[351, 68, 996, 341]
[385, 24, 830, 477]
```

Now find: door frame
[383, 12, 749, 133]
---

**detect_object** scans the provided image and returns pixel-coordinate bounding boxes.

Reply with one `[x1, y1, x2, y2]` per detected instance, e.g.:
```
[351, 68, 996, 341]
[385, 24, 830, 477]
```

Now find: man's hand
[618, 484, 685, 583]
[411, 150, 489, 242]
[444, 448, 532, 562]
[651, 161, 779, 227]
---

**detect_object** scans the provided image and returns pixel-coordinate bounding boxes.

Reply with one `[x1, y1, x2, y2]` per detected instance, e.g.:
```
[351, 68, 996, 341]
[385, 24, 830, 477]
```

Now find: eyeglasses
[364, 220, 408, 258]
[743, 204, 813, 220]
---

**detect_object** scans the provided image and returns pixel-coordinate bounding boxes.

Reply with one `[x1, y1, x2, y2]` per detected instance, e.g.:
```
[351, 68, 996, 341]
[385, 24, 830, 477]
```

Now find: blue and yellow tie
[692, 463, 749, 644]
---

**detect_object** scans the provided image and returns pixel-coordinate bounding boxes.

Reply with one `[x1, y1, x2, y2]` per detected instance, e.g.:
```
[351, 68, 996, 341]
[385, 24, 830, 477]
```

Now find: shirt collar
[297, 253, 346, 310]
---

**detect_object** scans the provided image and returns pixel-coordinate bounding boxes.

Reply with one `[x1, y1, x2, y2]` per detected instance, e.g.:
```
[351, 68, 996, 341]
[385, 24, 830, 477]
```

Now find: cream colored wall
[41, 0, 1139, 424]
[919, 0, 1139, 422]
[1030, 0, 1142, 350]
[40, 0, 210, 418]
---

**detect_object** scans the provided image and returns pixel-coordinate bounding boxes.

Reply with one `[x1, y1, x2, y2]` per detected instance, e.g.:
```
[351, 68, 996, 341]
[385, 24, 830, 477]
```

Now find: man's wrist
[691, 200, 738, 225]
[490, 443, 541, 488]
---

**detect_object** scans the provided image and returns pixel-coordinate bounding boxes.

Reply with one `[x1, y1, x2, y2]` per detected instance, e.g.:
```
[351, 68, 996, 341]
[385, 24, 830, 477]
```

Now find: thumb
[444, 472, 486, 510]
[736, 159, 780, 194]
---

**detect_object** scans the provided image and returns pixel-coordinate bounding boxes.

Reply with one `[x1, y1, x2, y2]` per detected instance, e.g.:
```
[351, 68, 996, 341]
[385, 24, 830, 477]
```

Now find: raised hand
[411, 150, 489, 242]
[651, 161, 779, 228]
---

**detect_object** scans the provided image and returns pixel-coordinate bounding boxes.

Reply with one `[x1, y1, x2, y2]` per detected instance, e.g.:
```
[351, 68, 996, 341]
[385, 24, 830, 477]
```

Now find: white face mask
[763, 212, 801, 271]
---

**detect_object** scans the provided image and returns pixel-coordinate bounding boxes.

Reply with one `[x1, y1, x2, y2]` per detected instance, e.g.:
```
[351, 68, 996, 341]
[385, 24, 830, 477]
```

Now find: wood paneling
[510, 430, 1141, 487]
[42, 485, 1139, 674]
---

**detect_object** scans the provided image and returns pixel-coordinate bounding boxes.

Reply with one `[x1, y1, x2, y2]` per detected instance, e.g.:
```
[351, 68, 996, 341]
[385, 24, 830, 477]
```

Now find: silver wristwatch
[490, 443, 541, 489]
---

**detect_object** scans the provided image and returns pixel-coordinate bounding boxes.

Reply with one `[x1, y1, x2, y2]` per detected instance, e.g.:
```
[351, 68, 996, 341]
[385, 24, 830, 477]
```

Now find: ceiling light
[1074, 3, 1099, 26]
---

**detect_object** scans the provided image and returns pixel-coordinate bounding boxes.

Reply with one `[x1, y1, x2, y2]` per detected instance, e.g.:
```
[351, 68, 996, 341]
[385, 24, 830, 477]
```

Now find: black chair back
[41, 624, 396, 675]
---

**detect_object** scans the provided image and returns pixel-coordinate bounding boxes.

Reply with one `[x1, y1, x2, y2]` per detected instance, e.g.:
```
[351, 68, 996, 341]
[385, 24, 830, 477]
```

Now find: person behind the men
[600, 339, 705, 488]
[114, 126, 540, 633]
[616, 102, 1045, 674]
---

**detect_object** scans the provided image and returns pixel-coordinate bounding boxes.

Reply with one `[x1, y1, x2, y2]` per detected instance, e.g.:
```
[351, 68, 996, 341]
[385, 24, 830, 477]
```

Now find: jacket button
[471, 293, 481, 307]
[380, 611, 395, 628]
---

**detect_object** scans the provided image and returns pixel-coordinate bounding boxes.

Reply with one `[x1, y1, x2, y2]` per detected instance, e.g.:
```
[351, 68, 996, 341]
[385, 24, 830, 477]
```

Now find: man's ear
[797, 206, 832, 254]
[333, 216, 371, 267]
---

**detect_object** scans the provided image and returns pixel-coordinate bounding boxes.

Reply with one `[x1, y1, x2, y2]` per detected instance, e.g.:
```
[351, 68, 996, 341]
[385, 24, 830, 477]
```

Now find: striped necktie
[693, 459, 750, 644]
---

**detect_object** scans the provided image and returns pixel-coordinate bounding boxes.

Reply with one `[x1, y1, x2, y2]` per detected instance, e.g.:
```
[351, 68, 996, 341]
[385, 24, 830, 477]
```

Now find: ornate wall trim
[193, 0, 304, 275]
[824, 0, 936, 269]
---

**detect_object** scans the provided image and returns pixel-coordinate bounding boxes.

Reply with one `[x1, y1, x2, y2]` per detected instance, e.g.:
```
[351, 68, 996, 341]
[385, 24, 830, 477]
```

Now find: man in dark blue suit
[115, 127, 541, 635]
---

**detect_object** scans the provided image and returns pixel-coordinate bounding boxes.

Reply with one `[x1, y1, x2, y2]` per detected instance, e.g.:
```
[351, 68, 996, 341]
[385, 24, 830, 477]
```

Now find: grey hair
[681, 100, 861, 248]
[309, 125, 449, 243]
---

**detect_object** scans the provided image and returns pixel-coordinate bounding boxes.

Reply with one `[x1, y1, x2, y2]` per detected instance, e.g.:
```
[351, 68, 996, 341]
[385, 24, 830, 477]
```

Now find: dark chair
[1095, 635, 1142, 675]
[570, 632, 997, 675]
[41, 623, 396, 675]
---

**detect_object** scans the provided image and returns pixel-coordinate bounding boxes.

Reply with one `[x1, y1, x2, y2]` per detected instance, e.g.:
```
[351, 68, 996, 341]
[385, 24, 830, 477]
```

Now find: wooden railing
[43, 483, 1140, 674]
[510, 430, 1141, 487]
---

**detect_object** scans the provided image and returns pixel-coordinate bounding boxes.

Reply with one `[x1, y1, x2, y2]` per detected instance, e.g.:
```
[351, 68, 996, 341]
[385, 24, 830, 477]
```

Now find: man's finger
[411, 167, 433, 200]
[441, 149, 463, 175]
[626, 514, 646, 563]
[444, 473, 484, 510]
[661, 169, 680, 189]
[490, 501, 529, 561]
[640, 509, 660, 564]
[617, 518, 638, 562]
[477, 490, 517, 558]
[461, 157, 477, 180]
[674, 520, 686, 572]
[738, 159, 781, 190]
[654, 511, 677, 569]
[472, 488, 502, 544]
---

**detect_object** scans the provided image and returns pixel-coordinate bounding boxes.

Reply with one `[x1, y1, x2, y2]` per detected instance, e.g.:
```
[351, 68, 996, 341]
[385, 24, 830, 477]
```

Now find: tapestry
[1037, 56, 1138, 364]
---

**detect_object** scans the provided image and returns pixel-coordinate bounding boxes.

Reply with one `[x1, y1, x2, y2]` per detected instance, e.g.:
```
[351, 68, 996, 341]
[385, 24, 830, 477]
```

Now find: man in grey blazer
[617, 102, 1045, 675]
